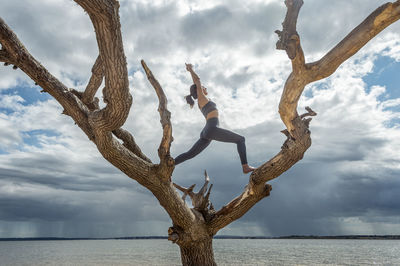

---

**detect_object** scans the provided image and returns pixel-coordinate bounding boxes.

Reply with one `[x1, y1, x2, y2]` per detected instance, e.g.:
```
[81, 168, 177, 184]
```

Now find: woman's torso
[198, 99, 219, 120]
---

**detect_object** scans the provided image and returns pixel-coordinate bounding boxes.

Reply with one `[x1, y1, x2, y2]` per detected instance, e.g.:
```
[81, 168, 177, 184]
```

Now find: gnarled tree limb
[308, 1, 400, 82]
[276, 0, 307, 134]
[208, 184, 271, 235]
[278, 0, 400, 134]
[275, 0, 305, 69]
[74, 0, 132, 132]
[141, 60, 174, 180]
[174, 171, 214, 212]
[82, 55, 103, 110]
[112, 128, 152, 163]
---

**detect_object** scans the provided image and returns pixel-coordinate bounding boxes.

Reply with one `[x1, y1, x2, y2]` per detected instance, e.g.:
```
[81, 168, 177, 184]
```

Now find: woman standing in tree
[174, 63, 255, 174]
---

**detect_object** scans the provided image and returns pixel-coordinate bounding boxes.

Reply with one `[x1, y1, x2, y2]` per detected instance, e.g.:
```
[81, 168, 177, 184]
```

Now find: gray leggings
[175, 118, 248, 165]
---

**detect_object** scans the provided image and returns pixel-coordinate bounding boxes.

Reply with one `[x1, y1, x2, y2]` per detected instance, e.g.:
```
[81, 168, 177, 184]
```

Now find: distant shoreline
[1, 235, 400, 241]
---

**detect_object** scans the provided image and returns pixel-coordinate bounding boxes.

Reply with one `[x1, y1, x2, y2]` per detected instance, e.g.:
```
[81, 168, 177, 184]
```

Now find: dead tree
[1, 0, 399, 265]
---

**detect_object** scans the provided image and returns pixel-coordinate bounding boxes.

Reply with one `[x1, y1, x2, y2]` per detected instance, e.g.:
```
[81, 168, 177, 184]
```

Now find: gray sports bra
[201, 101, 217, 118]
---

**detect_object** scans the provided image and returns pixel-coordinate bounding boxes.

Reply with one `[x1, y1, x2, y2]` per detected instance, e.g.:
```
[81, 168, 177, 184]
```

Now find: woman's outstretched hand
[185, 63, 193, 72]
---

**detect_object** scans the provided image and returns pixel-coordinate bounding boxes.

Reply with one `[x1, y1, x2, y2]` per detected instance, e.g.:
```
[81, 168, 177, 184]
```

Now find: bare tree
[1, 0, 399, 265]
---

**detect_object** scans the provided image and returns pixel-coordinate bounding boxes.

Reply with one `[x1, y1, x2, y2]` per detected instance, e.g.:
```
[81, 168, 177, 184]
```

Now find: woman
[174, 63, 255, 174]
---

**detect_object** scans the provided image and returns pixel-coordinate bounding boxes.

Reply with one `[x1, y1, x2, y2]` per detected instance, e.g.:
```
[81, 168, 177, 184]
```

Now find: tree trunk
[179, 238, 216, 266]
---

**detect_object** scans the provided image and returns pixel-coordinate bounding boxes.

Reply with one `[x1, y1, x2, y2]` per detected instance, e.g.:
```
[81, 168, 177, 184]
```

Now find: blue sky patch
[21, 129, 61, 148]
[0, 150, 9, 155]
[363, 55, 400, 101]
[304, 82, 330, 98]
[0, 107, 14, 115]
[363, 55, 400, 117]
[1, 84, 51, 106]
[129, 66, 142, 76]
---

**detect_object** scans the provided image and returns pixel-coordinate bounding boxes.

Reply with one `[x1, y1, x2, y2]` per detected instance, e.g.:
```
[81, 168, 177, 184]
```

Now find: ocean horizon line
[1, 235, 400, 241]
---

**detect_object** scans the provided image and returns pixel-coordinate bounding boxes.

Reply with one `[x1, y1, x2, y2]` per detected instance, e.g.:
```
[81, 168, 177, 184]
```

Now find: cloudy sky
[0, 0, 399, 238]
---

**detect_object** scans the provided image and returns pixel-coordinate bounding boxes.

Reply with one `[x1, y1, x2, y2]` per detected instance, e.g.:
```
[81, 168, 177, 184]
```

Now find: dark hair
[185, 84, 198, 108]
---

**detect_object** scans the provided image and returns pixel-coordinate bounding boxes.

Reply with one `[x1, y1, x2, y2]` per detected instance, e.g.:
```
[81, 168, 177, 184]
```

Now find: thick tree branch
[275, 0, 308, 135]
[112, 128, 152, 163]
[208, 184, 272, 235]
[74, 0, 132, 132]
[0, 17, 94, 140]
[141, 60, 174, 180]
[277, 1, 400, 134]
[308, 1, 400, 82]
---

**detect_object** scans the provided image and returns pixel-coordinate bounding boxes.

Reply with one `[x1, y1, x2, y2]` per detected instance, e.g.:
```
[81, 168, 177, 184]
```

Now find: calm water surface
[0, 239, 399, 265]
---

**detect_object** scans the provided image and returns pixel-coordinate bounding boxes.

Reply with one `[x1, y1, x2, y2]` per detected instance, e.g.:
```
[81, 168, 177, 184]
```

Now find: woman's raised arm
[186, 63, 207, 101]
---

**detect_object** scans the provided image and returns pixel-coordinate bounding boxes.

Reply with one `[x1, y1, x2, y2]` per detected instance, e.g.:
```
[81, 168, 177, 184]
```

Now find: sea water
[0, 239, 399, 265]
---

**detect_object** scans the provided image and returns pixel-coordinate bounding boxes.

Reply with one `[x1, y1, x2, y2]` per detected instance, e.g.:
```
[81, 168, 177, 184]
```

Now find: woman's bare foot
[242, 164, 256, 174]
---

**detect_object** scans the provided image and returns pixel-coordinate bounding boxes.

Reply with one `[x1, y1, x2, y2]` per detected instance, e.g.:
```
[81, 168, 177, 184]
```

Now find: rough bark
[180, 238, 216, 266]
[1, 1, 399, 265]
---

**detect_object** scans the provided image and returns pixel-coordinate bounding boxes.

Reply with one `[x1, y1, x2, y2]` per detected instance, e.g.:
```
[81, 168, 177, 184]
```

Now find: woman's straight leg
[174, 138, 211, 165]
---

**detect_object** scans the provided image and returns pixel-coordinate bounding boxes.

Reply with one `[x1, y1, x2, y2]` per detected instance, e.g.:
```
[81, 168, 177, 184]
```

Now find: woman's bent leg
[205, 127, 248, 165]
[174, 138, 211, 165]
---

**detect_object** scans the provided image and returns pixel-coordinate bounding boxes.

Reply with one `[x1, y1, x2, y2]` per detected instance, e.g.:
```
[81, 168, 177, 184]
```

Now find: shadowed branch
[174, 171, 214, 212]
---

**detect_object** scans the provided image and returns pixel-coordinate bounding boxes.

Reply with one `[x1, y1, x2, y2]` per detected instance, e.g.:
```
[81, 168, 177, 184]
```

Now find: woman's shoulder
[198, 98, 210, 109]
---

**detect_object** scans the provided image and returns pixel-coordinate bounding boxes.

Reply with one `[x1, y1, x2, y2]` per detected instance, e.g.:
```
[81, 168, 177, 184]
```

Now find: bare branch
[300, 106, 317, 119]
[82, 55, 103, 110]
[112, 128, 152, 163]
[208, 184, 272, 234]
[141, 60, 174, 179]
[174, 171, 214, 212]
[174, 183, 196, 201]
[74, 0, 132, 132]
[308, 1, 400, 82]
[278, 1, 400, 134]
[275, 0, 308, 134]
[275, 0, 305, 72]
